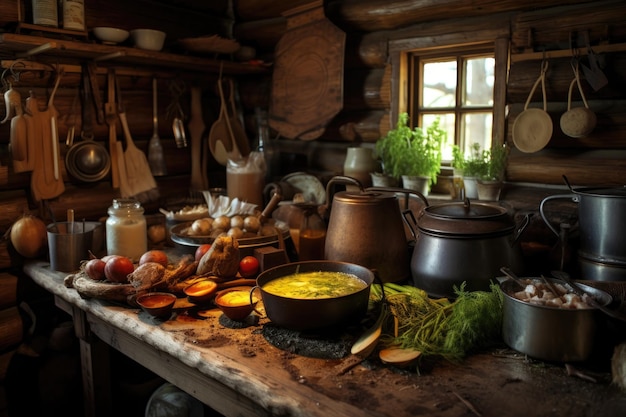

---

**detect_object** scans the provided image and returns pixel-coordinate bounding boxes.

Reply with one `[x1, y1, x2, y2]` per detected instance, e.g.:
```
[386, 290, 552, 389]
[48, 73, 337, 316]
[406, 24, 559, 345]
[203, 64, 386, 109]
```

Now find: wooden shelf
[0, 33, 268, 75]
[511, 42, 626, 63]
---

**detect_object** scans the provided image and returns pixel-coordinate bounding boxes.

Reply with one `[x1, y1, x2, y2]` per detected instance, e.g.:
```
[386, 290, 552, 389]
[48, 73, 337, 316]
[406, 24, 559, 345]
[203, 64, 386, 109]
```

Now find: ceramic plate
[281, 172, 326, 204]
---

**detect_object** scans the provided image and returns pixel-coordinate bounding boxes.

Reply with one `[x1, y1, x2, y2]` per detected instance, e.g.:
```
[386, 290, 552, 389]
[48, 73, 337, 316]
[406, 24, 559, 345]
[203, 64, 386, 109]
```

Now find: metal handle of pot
[402, 209, 419, 241]
[510, 213, 532, 247]
[366, 186, 429, 210]
[322, 175, 365, 219]
[539, 194, 579, 237]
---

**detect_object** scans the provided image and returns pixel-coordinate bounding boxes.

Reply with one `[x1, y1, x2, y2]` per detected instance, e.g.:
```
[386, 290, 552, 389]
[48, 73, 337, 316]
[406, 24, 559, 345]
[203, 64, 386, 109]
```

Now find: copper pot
[322, 176, 427, 283]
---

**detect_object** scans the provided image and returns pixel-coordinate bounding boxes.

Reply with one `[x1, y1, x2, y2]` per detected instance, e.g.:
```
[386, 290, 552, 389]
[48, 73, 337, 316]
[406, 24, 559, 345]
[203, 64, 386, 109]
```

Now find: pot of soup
[256, 260, 375, 331]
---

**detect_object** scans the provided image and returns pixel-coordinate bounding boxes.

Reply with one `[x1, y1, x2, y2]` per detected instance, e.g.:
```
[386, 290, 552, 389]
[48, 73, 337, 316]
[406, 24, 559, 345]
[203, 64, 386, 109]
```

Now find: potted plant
[373, 113, 445, 195]
[452, 142, 509, 200]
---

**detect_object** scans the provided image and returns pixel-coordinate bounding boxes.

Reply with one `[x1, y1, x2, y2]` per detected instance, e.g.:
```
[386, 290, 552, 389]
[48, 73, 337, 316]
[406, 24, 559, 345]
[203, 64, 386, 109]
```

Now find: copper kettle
[322, 176, 428, 283]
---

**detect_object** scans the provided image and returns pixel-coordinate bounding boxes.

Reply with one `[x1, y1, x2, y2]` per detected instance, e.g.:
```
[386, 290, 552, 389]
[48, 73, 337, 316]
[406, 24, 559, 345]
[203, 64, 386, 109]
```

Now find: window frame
[388, 32, 509, 157]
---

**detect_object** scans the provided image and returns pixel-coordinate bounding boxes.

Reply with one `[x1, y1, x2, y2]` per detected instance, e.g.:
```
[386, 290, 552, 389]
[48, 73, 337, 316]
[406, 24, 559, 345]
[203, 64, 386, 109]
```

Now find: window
[389, 32, 508, 167]
[407, 47, 495, 161]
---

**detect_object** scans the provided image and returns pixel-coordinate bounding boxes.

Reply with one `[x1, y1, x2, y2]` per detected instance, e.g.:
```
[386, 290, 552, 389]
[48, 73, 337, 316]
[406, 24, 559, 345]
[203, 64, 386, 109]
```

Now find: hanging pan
[560, 61, 596, 138]
[65, 65, 110, 182]
[512, 61, 553, 153]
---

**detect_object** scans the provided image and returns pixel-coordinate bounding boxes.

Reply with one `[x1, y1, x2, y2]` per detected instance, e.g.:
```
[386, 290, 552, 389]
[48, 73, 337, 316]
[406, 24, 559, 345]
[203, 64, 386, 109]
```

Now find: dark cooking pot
[500, 277, 612, 362]
[408, 199, 530, 298]
[256, 260, 375, 331]
[540, 176, 626, 265]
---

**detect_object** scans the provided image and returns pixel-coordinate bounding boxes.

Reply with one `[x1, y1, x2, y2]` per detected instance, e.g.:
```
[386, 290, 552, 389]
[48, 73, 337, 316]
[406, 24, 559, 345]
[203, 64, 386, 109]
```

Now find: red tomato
[195, 244, 212, 262]
[239, 256, 260, 277]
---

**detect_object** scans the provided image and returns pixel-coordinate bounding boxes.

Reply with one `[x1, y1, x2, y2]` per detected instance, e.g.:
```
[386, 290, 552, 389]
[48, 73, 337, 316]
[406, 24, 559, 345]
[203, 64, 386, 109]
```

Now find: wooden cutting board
[269, 1, 345, 140]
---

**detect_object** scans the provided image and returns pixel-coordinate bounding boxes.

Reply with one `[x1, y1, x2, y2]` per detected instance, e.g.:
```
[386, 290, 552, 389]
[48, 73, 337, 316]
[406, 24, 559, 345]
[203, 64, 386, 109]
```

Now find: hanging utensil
[560, 60, 596, 138]
[47, 68, 64, 180]
[105, 68, 120, 189]
[117, 74, 159, 202]
[224, 78, 250, 158]
[168, 79, 187, 148]
[512, 60, 553, 153]
[188, 85, 207, 190]
[148, 77, 167, 176]
[208, 78, 234, 166]
[580, 31, 608, 92]
[14, 90, 35, 173]
[65, 66, 110, 183]
[29, 89, 65, 201]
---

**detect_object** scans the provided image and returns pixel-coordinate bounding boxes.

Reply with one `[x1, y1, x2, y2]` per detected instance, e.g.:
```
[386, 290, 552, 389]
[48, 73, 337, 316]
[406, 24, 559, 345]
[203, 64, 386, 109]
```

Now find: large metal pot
[409, 199, 529, 298]
[256, 260, 375, 331]
[323, 176, 428, 283]
[500, 277, 612, 362]
[540, 177, 626, 265]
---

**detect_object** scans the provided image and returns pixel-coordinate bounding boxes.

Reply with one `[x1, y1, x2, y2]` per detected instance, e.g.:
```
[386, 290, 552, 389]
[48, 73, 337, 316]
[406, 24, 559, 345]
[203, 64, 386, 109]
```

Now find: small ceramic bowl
[136, 292, 177, 319]
[214, 287, 259, 321]
[184, 280, 218, 304]
[131, 29, 166, 51]
[93, 27, 130, 44]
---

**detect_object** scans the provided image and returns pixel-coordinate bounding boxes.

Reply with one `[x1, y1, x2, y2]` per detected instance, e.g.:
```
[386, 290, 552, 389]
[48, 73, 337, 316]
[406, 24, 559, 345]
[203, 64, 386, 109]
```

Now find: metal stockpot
[540, 176, 626, 264]
[500, 278, 612, 362]
[323, 176, 427, 283]
[408, 199, 530, 298]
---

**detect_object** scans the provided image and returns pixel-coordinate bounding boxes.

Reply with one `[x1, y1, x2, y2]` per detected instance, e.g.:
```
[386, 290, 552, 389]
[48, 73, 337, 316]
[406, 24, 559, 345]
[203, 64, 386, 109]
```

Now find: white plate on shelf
[281, 172, 326, 205]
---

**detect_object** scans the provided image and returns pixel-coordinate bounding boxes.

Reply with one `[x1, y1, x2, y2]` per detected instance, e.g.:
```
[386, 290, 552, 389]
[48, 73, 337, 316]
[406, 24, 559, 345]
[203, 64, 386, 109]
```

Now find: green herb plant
[452, 142, 509, 181]
[374, 113, 445, 185]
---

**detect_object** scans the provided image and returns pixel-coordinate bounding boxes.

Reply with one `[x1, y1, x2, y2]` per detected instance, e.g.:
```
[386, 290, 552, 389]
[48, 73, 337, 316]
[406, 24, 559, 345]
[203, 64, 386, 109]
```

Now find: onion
[10, 214, 48, 258]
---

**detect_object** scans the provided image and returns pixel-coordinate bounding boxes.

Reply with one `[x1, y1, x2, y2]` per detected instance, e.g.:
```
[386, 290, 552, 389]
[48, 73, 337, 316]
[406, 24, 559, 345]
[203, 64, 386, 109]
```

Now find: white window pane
[423, 61, 456, 108]
[462, 113, 492, 153]
[463, 57, 494, 107]
[423, 113, 455, 161]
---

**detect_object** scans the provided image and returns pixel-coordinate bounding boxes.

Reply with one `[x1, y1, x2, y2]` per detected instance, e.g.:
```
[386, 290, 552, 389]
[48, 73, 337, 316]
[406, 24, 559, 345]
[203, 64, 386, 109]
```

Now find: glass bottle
[106, 199, 147, 262]
[298, 204, 326, 261]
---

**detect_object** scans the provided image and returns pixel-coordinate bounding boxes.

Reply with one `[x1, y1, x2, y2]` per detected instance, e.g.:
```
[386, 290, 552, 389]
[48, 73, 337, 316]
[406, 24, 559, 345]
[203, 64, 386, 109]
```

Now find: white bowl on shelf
[92, 27, 130, 44]
[131, 29, 166, 51]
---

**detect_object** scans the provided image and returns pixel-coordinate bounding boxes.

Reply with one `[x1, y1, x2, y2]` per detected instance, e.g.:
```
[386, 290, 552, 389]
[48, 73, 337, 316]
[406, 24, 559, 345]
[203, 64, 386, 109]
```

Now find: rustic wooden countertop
[24, 261, 626, 417]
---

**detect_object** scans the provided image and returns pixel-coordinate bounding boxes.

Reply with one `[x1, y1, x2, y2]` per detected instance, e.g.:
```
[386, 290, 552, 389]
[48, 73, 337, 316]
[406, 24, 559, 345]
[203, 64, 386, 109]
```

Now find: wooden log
[0, 191, 29, 231]
[0, 350, 15, 382]
[320, 109, 387, 143]
[343, 68, 388, 110]
[234, 17, 287, 51]
[326, 0, 589, 32]
[0, 307, 23, 352]
[510, 0, 626, 52]
[0, 274, 17, 311]
[235, 0, 314, 21]
[507, 149, 626, 185]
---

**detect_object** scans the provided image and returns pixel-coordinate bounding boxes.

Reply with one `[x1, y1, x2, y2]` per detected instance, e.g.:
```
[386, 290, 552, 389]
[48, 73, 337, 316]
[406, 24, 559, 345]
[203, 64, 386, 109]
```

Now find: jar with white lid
[106, 199, 147, 262]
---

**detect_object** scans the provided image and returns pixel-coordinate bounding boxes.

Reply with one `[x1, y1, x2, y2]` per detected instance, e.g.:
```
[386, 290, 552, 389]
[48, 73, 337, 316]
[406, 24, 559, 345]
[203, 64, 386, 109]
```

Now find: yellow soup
[262, 271, 367, 299]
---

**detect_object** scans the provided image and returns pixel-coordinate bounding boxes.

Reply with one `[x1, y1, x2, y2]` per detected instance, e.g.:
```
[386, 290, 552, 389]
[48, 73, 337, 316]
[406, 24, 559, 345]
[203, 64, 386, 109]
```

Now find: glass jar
[106, 199, 147, 262]
[298, 204, 326, 261]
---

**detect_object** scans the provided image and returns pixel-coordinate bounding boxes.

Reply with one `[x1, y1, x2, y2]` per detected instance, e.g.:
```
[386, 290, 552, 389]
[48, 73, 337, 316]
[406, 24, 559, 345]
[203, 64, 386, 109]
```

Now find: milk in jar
[106, 199, 147, 262]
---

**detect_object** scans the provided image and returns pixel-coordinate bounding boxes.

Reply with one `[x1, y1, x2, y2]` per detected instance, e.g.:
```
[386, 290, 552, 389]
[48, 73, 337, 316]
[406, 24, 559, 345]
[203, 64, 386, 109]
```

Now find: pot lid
[333, 189, 397, 205]
[419, 199, 515, 235]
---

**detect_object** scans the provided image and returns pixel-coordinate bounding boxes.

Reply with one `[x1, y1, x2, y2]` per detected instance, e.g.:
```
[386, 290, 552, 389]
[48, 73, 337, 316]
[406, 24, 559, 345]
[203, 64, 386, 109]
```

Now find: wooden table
[24, 261, 626, 417]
